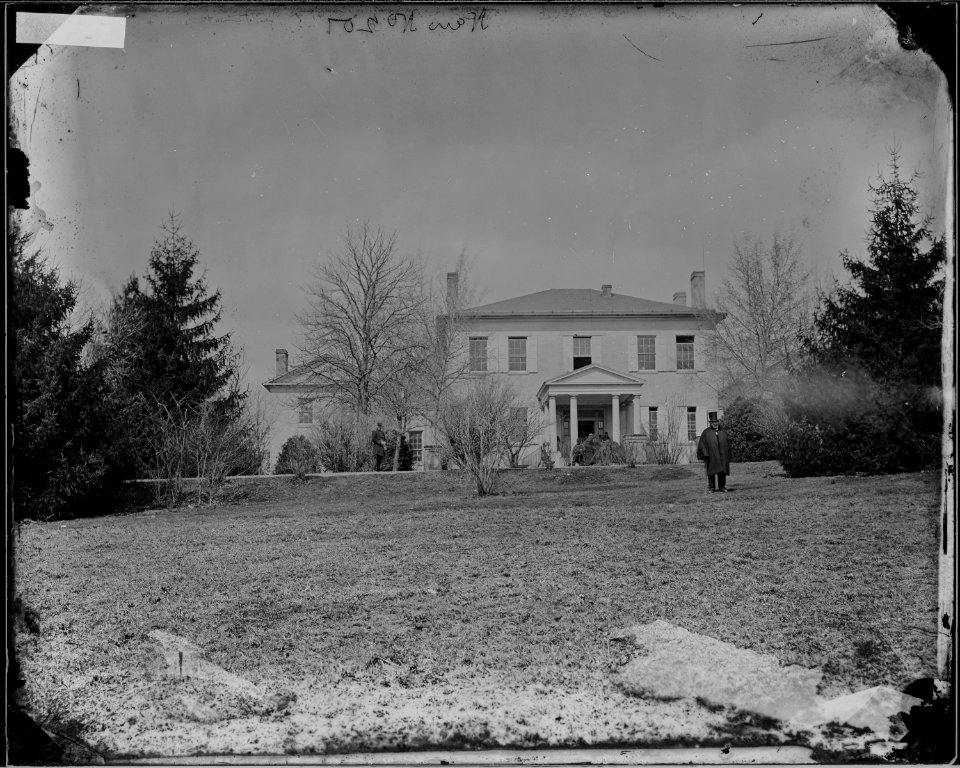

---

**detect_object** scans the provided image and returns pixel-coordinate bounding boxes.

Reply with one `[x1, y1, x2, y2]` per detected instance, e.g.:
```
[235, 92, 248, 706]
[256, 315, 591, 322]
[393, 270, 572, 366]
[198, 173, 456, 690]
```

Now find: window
[687, 407, 697, 441]
[676, 335, 695, 370]
[469, 337, 488, 372]
[637, 335, 656, 370]
[573, 336, 592, 369]
[508, 337, 527, 371]
[298, 399, 313, 424]
[648, 407, 658, 440]
[408, 431, 423, 464]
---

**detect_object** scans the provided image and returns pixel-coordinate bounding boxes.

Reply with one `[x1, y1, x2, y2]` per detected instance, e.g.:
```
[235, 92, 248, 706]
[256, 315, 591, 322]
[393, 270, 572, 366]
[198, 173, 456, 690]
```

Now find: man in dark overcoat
[371, 422, 387, 471]
[697, 411, 730, 492]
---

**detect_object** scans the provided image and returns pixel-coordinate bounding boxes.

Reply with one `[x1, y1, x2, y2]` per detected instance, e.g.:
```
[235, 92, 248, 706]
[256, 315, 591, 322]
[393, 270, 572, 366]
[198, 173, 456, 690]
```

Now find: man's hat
[708, 411, 719, 421]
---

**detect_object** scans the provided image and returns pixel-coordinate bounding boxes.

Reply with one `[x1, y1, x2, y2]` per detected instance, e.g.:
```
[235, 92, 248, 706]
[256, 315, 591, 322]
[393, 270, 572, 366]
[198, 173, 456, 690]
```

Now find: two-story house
[449, 271, 721, 467]
[263, 271, 722, 470]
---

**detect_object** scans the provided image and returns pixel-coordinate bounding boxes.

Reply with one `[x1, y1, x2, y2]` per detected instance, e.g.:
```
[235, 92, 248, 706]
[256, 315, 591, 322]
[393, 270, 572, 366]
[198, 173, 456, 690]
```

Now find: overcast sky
[12, 4, 951, 392]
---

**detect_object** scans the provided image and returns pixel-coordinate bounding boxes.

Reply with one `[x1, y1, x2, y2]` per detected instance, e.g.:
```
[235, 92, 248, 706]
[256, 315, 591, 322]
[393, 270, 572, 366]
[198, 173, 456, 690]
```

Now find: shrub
[274, 435, 321, 478]
[435, 379, 517, 495]
[572, 436, 628, 465]
[778, 370, 941, 477]
[313, 412, 371, 473]
[722, 397, 782, 462]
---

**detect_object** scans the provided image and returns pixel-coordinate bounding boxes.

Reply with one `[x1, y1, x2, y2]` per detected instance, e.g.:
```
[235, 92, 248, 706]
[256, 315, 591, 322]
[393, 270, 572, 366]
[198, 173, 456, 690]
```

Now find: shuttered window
[637, 336, 656, 370]
[676, 335, 695, 370]
[469, 337, 488, 372]
[508, 337, 527, 371]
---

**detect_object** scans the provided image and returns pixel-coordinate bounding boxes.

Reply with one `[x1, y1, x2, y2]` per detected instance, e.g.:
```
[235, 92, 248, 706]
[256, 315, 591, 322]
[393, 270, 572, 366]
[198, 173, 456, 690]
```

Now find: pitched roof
[461, 288, 703, 317]
[262, 363, 321, 390]
[542, 364, 646, 387]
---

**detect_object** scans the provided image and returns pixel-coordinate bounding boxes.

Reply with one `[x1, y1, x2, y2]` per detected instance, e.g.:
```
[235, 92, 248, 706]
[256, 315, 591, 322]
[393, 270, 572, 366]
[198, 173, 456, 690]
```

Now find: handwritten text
[327, 8, 489, 35]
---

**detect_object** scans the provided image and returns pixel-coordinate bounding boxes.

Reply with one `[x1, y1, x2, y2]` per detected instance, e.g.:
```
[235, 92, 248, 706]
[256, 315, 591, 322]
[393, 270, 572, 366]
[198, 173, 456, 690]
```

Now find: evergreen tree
[10, 223, 118, 518]
[782, 149, 946, 475]
[120, 213, 241, 412]
[809, 148, 945, 387]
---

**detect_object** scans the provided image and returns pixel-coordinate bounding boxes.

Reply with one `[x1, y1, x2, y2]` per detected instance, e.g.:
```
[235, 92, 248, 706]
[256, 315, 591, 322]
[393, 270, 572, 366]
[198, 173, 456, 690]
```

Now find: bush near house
[572, 435, 629, 466]
[274, 435, 322, 477]
[314, 414, 372, 473]
[722, 397, 781, 463]
[778, 372, 941, 477]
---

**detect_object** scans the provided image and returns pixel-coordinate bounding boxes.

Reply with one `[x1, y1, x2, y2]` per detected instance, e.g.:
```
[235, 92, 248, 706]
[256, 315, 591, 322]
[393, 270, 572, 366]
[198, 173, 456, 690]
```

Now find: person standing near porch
[372, 422, 387, 471]
[697, 412, 730, 492]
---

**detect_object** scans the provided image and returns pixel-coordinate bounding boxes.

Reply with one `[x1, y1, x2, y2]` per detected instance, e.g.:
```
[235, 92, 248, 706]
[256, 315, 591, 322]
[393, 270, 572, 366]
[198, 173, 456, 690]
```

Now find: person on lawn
[697, 411, 730, 492]
[371, 422, 387, 471]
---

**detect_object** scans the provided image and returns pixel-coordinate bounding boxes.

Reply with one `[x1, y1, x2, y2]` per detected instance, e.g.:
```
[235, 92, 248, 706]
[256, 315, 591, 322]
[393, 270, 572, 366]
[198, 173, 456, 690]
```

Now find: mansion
[263, 271, 723, 469]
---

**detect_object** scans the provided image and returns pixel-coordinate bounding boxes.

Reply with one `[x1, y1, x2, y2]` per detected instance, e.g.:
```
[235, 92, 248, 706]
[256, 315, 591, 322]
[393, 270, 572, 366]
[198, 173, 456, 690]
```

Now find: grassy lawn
[13, 462, 942, 759]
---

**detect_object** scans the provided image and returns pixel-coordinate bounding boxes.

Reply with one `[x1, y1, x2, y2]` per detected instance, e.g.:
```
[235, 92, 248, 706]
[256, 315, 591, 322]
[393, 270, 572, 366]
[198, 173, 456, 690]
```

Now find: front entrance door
[578, 420, 596, 439]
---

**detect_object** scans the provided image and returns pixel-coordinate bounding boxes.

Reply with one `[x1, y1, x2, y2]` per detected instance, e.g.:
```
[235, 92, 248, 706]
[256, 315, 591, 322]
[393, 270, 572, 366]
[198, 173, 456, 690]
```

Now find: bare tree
[434, 378, 531, 495]
[420, 250, 483, 410]
[375, 250, 482, 470]
[298, 222, 426, 415]
[709, 230, 811, 399]
[147, 396, 193, 508]
[503, 406, 546, 468]
[649, 396, 689, 465]
[147, 388, 271, 507]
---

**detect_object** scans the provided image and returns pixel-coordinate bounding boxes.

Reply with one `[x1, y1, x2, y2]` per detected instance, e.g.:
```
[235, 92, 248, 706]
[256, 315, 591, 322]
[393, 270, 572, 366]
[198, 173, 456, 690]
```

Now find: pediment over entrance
[536, 364, 644, 404]
[543, 364, 644, 387]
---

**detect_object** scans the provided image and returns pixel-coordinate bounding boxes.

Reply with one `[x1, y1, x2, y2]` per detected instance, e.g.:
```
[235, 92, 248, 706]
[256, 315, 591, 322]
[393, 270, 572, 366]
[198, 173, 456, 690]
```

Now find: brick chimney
[446, 272, 459, 308]
[275, 348, 288, 377]
[673, 291, 687, 306]
[690, 271, 705, 308]
[601, 284, 612, 297]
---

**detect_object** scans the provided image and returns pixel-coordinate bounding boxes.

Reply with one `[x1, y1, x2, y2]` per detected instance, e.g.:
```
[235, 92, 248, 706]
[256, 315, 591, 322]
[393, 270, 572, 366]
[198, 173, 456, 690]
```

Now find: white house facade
[263, 271, 722, 470]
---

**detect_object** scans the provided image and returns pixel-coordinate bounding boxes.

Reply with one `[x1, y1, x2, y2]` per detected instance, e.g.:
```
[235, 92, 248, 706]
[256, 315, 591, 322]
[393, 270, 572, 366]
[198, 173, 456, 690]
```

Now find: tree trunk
[392, 415, 405, 471]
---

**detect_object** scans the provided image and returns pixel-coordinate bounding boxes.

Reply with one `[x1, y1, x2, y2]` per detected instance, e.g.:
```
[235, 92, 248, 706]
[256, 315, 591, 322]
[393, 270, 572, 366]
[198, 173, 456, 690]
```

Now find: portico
[536, 364, 645, 456]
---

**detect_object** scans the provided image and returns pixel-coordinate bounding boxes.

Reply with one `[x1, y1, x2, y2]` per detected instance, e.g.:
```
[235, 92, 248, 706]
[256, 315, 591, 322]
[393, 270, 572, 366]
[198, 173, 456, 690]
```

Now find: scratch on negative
[745, 35, 834, 48]
[623, 35, 662, 62]
[31, 81, 43, 145]
[752, 13, 762, 24]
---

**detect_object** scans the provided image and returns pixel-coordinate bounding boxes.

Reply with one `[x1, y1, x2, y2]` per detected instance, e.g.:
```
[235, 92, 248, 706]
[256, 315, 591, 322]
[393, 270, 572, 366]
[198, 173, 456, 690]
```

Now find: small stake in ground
[179, 650, 183, 679]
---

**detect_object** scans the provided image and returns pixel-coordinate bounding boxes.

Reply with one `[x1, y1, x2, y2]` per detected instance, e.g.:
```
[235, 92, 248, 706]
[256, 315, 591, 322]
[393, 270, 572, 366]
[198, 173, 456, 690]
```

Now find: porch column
[611, 395, 621, 444]
[548, 396, 558, 452]
[569, 395, 578, 454]
[632, 396, 642, 435]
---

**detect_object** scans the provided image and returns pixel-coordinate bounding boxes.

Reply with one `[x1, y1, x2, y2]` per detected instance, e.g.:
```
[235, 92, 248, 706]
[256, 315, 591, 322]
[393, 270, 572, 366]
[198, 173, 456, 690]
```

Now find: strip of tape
[16, 12, 126, 49]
